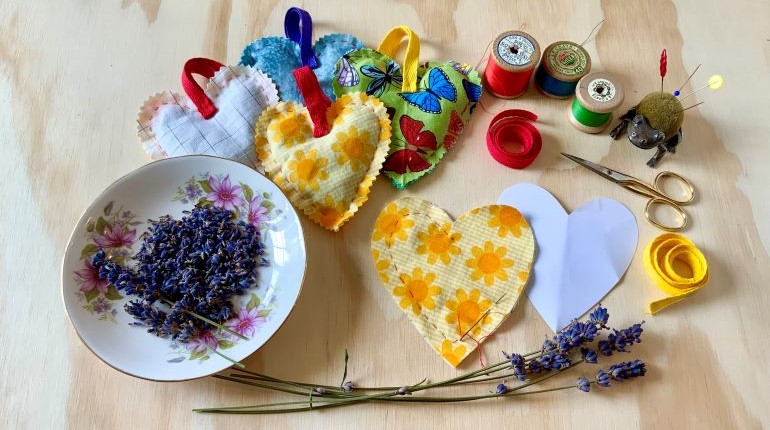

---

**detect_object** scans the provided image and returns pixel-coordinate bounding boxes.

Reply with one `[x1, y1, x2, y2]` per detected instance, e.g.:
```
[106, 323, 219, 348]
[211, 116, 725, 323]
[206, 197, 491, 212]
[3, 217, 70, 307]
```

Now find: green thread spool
[568, 72, 625, 133]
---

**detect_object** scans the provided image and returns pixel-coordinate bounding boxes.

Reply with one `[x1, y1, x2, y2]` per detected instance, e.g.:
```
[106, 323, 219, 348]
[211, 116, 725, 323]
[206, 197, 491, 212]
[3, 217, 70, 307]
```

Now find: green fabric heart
[332, 27, 481, 189]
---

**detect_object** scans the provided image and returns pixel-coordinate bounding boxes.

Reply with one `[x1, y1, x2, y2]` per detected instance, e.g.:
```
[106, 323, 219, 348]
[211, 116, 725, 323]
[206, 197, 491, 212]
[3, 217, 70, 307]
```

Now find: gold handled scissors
[562, 153, 695, 231]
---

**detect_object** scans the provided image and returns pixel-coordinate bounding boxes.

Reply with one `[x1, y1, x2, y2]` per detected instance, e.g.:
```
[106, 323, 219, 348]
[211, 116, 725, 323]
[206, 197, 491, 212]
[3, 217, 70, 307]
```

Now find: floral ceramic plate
[62, 156, 306, 381]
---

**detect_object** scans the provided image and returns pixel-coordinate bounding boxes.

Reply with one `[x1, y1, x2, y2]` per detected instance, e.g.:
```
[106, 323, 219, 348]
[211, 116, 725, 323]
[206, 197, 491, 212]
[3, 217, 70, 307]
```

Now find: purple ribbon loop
[284, 7, 319, 69]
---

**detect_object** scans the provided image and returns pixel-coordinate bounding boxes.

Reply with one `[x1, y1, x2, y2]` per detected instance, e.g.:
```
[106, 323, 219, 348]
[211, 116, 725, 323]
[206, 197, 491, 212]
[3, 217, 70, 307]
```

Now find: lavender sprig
[196, 305, 649, 414]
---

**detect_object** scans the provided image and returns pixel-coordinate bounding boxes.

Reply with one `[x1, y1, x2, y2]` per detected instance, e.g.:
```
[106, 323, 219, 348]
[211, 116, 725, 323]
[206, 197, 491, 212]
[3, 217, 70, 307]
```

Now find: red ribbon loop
[180, 58, 225, 119]
[486, 109, 542, 169]
[292, 66, 332, 137]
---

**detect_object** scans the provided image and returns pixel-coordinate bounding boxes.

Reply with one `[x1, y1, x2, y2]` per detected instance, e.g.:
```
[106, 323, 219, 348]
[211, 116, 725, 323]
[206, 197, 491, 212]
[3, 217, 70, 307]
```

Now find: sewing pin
[679, 74, 723, 101]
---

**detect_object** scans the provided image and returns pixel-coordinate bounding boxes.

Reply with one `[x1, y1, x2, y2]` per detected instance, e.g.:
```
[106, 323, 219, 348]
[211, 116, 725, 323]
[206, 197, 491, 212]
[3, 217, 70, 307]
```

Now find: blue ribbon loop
[284, 7, 319, 69]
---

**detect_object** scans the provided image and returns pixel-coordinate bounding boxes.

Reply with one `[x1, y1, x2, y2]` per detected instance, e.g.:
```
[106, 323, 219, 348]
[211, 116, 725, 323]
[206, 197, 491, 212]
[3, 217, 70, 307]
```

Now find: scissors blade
[561, 153, 632, 183]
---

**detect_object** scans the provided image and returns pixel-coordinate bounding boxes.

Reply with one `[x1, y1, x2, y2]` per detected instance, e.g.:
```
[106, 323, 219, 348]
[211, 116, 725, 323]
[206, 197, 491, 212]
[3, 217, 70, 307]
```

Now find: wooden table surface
[2, 0, 769, 428]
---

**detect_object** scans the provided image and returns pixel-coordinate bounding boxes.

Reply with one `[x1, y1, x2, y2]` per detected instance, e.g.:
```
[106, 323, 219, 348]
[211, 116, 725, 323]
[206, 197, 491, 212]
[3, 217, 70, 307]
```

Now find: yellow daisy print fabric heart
[255, 93, 391, 231]
[371, 197, 535, 367]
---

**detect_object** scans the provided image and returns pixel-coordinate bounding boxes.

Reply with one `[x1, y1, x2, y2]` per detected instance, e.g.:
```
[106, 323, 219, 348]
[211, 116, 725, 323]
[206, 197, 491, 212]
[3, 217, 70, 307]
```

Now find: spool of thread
[534, 41, 591, 99]
[568, 72, 625, 133]
[484, 31, 541, 98]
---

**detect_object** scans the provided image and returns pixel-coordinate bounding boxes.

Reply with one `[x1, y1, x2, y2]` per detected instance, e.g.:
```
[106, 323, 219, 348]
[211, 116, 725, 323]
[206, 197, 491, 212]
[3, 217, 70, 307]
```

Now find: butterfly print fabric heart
[241, 7, 363, 103]
[333, 26, 482, 189]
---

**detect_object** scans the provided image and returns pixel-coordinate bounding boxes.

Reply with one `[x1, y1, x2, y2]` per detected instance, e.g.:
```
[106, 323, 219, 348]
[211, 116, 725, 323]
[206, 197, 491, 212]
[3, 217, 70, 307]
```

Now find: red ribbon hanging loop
[180, 58, 226, 119]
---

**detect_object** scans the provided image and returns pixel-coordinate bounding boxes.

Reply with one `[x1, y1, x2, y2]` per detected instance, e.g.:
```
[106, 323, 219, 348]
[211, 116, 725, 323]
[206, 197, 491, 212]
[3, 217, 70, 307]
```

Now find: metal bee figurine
[611, 50, 722, 168]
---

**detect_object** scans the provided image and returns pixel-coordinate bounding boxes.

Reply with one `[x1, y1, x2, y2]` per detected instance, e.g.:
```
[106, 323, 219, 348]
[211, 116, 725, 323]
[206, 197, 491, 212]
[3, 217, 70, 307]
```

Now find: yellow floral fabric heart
[255, 93, 391, 231]
[371, 197, 535, 367]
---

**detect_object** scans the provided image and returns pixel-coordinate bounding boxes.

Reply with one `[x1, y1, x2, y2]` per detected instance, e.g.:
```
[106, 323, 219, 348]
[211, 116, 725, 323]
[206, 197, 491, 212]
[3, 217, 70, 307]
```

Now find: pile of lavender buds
[92, 206, 266, 342]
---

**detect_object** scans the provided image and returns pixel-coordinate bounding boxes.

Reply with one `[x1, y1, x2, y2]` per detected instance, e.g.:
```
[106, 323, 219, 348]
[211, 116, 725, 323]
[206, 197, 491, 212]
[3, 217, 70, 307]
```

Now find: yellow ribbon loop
[643, 233, 709, 314]
[377, 25, 420, 93]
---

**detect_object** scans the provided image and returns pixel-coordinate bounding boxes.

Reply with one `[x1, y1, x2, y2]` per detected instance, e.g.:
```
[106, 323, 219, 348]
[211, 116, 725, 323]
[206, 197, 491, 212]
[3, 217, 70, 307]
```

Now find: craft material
[91, 206, 265, 342]
[562, 153, 695, 231]
[333, 26, 482, 189]
[659, 49, 668, 95]
[371, 197, 535, 367]
[486, 110, 542, 168]
[674, 63, 701, 96]
[483, 31, 541, 98]
[644, 233, 709, 314]
[568, 72, 625, 133]
[137, 58, 279, 167]
[255, 51, 391, 230]
[62, 156, 306, 380]
[498, 183, 637, 331]
[240, 7, 363, 102]
[611, 50, 722, 167]
[534, 41, 591, 99]
[678, 73, 723, 100]
[197, 305, 649, 414]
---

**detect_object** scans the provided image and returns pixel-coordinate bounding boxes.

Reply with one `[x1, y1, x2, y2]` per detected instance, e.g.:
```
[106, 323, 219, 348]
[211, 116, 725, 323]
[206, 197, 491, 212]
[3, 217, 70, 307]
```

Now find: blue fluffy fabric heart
[241, 34, 363, 103]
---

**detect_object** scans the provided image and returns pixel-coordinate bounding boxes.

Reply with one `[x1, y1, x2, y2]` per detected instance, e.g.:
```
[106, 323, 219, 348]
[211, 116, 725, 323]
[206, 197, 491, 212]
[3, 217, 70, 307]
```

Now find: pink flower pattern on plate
[247, 196, 269, 228]
[207, 175, 246, 211]
[75, 259, 109, 293]
[225, 307, 267, 338]
[93, 224, 137, 248]
[186, 331, 219, 354]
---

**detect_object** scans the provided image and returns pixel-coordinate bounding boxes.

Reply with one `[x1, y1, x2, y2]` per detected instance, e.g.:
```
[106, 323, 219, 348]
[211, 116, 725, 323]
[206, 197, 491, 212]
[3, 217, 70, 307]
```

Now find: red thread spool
[484, 31, 541, 99]
[486, 109, 542, 169]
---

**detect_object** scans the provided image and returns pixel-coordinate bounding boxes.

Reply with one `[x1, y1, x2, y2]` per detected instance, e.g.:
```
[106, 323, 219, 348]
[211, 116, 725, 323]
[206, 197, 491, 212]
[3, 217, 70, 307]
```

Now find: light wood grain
[1, 0, 769, 428]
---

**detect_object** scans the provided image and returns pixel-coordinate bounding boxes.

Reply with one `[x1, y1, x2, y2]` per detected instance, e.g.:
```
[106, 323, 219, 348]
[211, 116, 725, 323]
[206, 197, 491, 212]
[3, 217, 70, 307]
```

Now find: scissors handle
[645, 197, 688, 231]
[653, 171, 695, 205]
[620, 172, 694, 206]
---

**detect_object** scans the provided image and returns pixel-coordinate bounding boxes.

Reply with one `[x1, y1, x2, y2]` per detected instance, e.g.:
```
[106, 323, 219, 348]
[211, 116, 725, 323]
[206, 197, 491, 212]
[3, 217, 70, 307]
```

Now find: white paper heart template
[498, 183, 638, 331]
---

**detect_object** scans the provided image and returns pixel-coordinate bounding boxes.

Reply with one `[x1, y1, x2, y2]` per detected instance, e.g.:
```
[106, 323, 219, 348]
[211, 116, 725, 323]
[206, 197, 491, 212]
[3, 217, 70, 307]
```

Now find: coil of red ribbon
[486, 109, 542, 169]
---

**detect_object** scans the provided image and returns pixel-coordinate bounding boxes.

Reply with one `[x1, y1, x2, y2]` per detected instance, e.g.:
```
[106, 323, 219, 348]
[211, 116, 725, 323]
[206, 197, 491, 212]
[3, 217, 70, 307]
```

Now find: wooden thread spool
[568, 72, 625, 133]
[484, 31, 541, 99]
[534, 41, 591, 99]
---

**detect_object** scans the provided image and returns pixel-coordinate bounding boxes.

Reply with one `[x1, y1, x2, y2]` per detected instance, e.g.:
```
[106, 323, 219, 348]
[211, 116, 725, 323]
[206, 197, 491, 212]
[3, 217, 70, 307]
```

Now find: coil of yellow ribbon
[643, 233, 709, 314]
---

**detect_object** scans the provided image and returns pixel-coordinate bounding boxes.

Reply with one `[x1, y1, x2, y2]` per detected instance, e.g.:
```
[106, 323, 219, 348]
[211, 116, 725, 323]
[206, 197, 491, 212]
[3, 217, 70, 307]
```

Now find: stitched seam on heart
[371, 197, 535, 367]
[137, 65, 279, 164]
[255, 93, 391, 231]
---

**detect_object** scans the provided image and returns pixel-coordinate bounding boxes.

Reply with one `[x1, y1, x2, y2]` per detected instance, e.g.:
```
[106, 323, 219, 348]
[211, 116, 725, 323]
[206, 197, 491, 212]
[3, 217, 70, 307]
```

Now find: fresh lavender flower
[551, 354, 571, 370]
[598, 322, 645, 356]
[608, 360, 647, 380]
[341, 381, 354, 392]
[509, 353, 526, 381]
[577, 377, 590, 392]
[527, 359, 543, 374]
[581, 347, 598, 364]
[596, 370, 611, 387]
[396, 386, 411, 395]
[589, 306, 609, 327]
[496, 383, 508, 395]
[598, 340, 613, 356]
